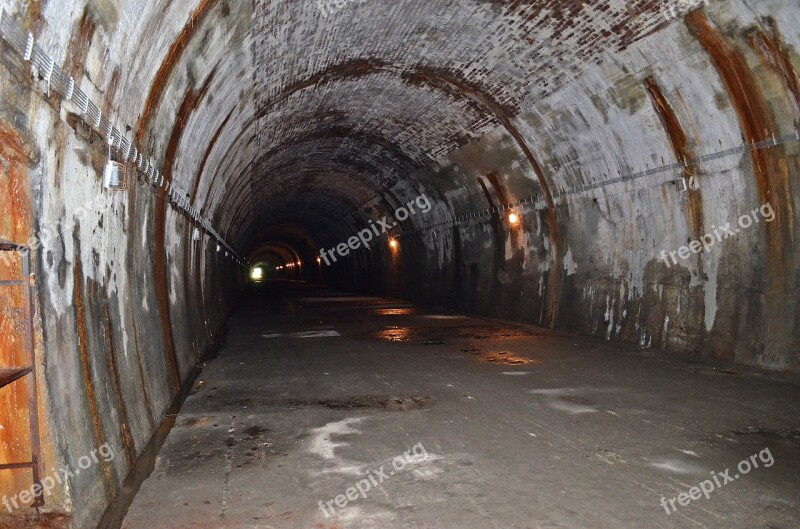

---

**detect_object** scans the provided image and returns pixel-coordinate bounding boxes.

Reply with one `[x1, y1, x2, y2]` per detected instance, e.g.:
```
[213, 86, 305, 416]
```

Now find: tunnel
[0, 0, 799, 527]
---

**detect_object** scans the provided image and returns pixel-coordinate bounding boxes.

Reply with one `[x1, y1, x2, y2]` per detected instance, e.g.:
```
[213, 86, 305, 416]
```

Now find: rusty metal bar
[0, 367, 32, 388]
[21, 250, 43, 508]
[0, 279, 27, 286]
[0, 462, 35, 471]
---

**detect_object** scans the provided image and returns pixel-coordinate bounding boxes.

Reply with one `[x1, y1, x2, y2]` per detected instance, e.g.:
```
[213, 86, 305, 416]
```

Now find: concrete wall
[315, 1, 800, 374]
[0, 0, 250, 527]
[0, 0, 797, 528]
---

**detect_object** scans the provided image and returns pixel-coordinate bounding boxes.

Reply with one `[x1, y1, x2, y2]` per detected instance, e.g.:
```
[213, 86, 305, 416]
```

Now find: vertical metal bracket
[23, 33, 34, 61]
[65, 77, 74, 101]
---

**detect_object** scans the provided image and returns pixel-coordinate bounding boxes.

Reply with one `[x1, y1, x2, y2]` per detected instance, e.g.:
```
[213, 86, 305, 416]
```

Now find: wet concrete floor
[122, 281, 800, 529]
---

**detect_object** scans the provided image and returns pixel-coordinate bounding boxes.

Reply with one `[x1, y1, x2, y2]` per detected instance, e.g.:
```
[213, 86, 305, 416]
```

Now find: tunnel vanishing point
[0, 1, 799, 528]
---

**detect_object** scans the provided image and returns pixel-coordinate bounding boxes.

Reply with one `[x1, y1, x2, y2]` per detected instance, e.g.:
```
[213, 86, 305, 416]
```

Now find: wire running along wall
[0, 8, 245, 264]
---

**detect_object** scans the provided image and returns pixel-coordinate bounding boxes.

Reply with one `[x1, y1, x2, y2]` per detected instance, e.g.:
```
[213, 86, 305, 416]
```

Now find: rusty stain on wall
[129, 316, 154, 430]
[63, 8, 96, 83]
[686, 11, 793, 267]
[747, 17, 800, 127]
[71, 244, 114, 497]
[135, 0, 219, 143]
[154, 68, 218, 393]
[101, 305, 135, 468]
[644, 77, 706, 244]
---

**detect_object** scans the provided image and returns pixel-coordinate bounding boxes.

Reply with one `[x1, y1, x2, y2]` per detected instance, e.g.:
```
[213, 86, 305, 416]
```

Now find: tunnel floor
[120, 282, 800, 529]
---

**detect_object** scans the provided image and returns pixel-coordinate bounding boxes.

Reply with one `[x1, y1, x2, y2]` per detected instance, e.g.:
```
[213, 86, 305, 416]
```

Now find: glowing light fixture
[389, 238, 399, 249]
[250, 266, 264, 281]
[507, 212, 520, 226]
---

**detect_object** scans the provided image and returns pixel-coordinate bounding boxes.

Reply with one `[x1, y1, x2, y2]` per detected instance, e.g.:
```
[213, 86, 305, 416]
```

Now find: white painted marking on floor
[530, 387, 577, 396]
[501, 371, 531, 376]
[678, 449, 700, 457]
[527, 432, 537, 437]
[606, 410, 619, 416]
[648, 459, 705, 475]
[262, 330, 341, 338]
[316, 464, 367, 477]
[547, 400, 598, 414]
[308, 417, 362, 460]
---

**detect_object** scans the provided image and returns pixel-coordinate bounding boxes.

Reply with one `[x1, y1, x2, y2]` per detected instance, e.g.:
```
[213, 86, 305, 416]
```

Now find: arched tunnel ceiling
[220, 0, 670, 255]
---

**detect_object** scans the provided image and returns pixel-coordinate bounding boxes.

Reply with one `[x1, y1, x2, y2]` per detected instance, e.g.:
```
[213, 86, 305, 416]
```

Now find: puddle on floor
[215, 395, 434, 411]
[375, 307, 417, 316]
[243, 425, 269, 439]
[373, 326, 415, 342]
[318, 395, 434, 411]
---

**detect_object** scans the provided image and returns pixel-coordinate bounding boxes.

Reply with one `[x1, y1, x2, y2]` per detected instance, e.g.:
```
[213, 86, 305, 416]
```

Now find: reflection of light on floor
[374, 326, 414, 342]
[376, 308, 416, 316]
[474, 351, 536, 365]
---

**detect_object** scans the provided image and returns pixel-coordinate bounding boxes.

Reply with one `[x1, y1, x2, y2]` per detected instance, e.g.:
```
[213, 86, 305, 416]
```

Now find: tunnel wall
[319, 1, 800, 373]
[0, 1, 250, 527]
[0, 1, 798, 528]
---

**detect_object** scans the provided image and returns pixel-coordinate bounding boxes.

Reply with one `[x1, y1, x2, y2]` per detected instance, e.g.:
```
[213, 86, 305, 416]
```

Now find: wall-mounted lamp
[507, 212, 520, 226]
[389, 238, 399, 249]
[103, 136, 127, 190]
